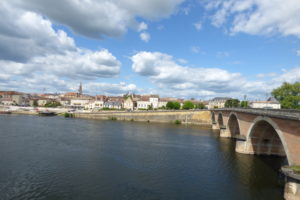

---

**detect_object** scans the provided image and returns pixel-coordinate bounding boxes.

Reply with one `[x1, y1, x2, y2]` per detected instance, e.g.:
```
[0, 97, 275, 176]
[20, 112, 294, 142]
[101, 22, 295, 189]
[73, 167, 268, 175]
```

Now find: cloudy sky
[1, 0, 300, 100]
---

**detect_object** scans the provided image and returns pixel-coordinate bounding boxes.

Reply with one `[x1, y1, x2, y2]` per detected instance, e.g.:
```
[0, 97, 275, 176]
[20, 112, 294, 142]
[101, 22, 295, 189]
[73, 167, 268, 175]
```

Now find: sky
[1, 0, 300, 100]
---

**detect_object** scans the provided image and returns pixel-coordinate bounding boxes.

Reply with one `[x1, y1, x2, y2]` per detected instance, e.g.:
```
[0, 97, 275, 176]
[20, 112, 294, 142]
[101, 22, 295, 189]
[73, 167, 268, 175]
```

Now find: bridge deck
[212, 108, 300, 121]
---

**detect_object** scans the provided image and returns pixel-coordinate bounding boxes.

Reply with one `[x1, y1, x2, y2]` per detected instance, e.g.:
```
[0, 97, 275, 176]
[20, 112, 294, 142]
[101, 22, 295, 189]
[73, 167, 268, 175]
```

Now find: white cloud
[190, 46, 202, 54]
[0, 1, 76, 62]
[138, 22, 148, 32]
[0, 1, 127, 95]
[193, 21, 202, 31]
[130, 51, 292, 99]
[84, 82, 138, 96]
[276, 66, 300, 83]
[205, 0, 300, 38]
[140, 32, 151, 42]
[131, 51, 260, 98]
[296, 50, 300, 56]
[10, 0, 185, 39]
[217, 51, 230, 58]
[256, 72, 277, 78]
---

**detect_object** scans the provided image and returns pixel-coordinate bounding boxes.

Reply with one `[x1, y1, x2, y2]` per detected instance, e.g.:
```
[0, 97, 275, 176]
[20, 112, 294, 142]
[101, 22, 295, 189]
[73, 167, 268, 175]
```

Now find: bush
[64, 113, 74, 118]
[195, 103, 205, 109]
[45, 101, 61, 107]
[182, 101, 194, 110]
[272, 82, 300, 109]
[175, 120, 181, 124]
[225, 99, 240, 108]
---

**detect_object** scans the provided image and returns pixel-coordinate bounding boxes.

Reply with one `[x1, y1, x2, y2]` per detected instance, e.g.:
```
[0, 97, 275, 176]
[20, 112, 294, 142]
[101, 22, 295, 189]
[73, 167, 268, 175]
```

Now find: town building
[249, 97, 281, 109]
[208, 97, 232, 109]
[70, 97, 93, 109]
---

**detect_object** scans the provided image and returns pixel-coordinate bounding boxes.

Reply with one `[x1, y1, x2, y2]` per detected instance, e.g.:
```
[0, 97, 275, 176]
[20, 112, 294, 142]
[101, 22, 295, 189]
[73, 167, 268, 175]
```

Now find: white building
[208, 97, 232, 109]
[149, 95, 159, 108]
[85, 100, 104, 110]
[70, 98, 91, 109]
[158, 100, 168, 108]
[123, 96, 134, 110]
[250, 97, 281, 109]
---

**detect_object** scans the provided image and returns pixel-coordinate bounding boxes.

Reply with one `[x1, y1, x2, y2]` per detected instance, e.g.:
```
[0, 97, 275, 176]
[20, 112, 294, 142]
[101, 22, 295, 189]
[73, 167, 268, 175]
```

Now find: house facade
[208, 97, 232, 109]
[250, 97, 281, 109]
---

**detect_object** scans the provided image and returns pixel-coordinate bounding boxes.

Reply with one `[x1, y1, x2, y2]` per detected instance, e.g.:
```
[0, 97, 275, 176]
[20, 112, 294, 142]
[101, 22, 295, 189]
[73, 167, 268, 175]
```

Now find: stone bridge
[211, 108, 300, 200]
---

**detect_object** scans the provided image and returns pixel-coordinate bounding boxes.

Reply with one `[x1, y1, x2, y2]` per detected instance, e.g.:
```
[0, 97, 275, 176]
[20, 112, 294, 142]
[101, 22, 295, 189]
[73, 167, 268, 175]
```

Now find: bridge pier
[220, 126, 231, 138]
[285, 181, 300, 200]
[212, 122, 219, 130]
[235, 140, 250, 154]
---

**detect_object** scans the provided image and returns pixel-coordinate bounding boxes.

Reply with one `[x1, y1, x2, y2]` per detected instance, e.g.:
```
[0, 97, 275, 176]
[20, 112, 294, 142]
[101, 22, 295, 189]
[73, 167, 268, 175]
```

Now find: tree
[225, 99, 240, 108]
[44, 101, 61, 107]
[147, 104, 153, 110]
[173, 102, 181, 110]
[166, 101, 174, 109]
[272, 82, 300, 109]
[240, 101, 249, 108]
[166, 101, 181, 110]
[195, 103, 205, 109]
[182, 101, 194, 110]
[33, 100, 38, 107]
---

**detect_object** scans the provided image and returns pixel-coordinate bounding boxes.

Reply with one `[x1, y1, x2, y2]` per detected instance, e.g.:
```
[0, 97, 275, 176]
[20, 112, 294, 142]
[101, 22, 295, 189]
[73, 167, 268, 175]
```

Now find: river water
[0, 115, 286, 200]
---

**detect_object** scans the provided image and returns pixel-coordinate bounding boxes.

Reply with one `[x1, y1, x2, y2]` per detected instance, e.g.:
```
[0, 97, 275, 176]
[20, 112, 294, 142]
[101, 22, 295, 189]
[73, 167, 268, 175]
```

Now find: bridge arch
[246, 116, 291, 165]
[227, 112, 240, 137]
[217, 113, 224, 127]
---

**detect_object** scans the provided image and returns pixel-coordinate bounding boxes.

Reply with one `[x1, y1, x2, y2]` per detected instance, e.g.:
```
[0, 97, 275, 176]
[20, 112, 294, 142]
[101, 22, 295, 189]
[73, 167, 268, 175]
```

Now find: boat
[0, 111, 12, 114]
[38, 111, 57, 116]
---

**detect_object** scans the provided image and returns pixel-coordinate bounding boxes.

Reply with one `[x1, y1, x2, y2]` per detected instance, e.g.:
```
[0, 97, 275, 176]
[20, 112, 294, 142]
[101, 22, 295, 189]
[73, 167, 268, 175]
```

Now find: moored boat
[0, 111, 12, 114]
[38, 111, 57, 116]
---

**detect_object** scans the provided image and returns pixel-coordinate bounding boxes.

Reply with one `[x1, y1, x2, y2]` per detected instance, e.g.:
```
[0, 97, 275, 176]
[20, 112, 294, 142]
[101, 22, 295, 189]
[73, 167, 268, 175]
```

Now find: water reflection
[0, 115, 285, 200]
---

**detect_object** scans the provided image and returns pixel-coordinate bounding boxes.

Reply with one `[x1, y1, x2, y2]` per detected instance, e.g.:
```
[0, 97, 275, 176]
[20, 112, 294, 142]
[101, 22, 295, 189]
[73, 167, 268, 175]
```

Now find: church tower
[78, 82, 83, 96]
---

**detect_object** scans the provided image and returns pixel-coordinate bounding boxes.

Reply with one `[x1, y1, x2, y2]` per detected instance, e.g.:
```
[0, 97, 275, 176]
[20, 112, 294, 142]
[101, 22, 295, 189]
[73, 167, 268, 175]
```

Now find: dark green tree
[195, 103, 205, 109]
[272, 82, 300, 109]
[240, 101, 249, 108]
[173, 102, 181, 110]
[225, 99, 240, 108]
[33, 100, 38, 107]
[166, 101, 174, 109]
[182, 101, 194, 110]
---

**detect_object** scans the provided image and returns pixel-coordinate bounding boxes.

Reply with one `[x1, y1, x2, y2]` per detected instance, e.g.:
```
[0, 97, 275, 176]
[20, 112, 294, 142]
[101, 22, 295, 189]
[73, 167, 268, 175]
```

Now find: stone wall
[74, 110, 212, 126]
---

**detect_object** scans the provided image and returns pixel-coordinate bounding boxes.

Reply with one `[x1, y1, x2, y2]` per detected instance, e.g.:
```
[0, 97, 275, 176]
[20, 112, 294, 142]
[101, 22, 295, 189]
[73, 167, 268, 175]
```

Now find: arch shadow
[246, 116, 291, 165]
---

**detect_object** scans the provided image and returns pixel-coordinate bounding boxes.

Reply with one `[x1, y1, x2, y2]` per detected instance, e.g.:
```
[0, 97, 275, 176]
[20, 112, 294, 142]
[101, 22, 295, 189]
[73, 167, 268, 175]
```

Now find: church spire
[78, 82, 82, 96]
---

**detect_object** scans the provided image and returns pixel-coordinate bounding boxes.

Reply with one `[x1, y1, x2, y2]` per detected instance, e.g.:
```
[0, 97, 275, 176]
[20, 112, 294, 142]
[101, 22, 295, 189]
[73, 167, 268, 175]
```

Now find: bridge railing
[210, 108, 300, 121]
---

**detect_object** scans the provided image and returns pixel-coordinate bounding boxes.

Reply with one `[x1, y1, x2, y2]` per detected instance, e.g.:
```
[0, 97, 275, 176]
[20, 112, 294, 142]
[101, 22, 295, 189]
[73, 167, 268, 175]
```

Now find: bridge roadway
[211, 108, 300, 200]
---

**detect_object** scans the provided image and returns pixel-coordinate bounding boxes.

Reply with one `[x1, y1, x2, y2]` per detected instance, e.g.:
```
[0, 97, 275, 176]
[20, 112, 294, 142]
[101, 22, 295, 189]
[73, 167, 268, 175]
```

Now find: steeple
[78, 82, 82, 96]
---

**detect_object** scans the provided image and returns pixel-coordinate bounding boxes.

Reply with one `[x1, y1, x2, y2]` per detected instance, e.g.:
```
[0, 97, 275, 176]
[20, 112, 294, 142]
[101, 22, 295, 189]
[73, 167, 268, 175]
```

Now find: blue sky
[1, 0, 300, 100]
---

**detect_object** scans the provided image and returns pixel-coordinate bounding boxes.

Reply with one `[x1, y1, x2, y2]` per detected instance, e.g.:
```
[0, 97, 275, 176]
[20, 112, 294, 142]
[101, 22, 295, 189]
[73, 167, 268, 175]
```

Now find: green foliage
[225, 99, 240, 108]
[166, 101, 174, 109]
[174, 120, 181, 125]
[147, 104, 153, 110]
[102, 107, 119, 110]
[64, 113, 74, 118]
[182, 101, 194, 110]
[109, 117, 117, 120]
[240, 101, 249, 108]
[44, 101, 61, 107]
[33, 100, 38, 107]
[195, 103, 205, 109]
[173, 102, 181, 110]
[159, 106, 166, 110]
[271, 82, 300, 109]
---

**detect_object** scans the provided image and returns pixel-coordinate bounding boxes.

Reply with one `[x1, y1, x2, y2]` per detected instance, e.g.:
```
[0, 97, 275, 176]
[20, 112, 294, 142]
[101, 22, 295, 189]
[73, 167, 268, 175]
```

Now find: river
[0, 115, 286, 200]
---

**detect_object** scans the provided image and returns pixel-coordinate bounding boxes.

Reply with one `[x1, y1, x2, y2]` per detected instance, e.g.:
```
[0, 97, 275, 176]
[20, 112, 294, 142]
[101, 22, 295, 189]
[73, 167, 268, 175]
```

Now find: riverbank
[74, 110, 212, 126]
